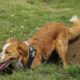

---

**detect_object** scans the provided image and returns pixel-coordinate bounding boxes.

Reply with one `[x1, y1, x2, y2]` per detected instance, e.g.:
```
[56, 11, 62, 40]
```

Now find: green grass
[1, 64, 80, 80]
[0, 0, 80, 80]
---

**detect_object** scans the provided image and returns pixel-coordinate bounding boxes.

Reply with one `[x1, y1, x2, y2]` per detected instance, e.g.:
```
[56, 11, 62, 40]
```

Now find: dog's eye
[6, 51, 9, 54]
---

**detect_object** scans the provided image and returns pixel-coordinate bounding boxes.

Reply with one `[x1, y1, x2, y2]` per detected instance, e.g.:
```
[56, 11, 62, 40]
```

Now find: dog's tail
[69, 15, 80, 40]
[69, 15, 79, 22]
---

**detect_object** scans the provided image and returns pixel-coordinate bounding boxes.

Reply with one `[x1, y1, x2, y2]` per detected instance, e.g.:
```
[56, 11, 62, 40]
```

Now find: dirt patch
[48, 36, 80, 65]
[66, 36, 80, 65]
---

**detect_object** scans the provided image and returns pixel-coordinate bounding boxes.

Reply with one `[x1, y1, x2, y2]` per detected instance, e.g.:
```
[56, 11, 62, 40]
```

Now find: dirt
[48, 36, 80, 65]
[66, 36, 80, 65]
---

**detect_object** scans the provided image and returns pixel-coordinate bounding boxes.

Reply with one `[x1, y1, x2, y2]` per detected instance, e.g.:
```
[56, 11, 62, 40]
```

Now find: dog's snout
[0, 52, 6, 62]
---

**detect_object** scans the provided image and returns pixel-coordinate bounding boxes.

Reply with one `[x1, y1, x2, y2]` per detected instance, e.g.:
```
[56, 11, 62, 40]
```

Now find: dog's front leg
[31, 49, 42, 68]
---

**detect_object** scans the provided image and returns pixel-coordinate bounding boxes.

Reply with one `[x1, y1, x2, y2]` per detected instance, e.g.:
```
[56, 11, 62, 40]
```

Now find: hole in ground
[47, 50, 62, 65]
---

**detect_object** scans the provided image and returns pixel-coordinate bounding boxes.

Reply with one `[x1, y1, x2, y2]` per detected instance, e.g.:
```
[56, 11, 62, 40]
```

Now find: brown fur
[27, 23, 69, 68]
[0, 17, 80, 68]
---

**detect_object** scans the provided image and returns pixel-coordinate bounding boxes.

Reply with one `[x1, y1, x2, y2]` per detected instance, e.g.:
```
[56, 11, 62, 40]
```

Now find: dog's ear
[18, 41, 29, 64]
[18, 41, 28, 56]
[7, 38, 16, 43]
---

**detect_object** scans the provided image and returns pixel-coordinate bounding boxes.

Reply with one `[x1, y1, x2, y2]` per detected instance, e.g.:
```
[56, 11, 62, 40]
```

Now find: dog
[0, 16, 80, 70]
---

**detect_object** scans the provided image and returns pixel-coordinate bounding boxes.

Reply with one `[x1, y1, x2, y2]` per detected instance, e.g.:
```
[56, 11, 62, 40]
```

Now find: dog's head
[0, 38, 29, 70]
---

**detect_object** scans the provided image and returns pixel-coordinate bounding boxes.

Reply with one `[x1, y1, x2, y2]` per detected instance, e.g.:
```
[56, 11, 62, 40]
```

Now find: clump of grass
[65, 65, 80, 78]
[27, 0, 42, 4]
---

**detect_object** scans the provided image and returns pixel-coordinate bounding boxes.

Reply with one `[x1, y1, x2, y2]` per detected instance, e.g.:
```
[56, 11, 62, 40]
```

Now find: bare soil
[66, 36, 80, 65]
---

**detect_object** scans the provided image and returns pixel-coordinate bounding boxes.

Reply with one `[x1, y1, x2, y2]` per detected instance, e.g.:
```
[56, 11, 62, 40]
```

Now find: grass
[0, 0, 80, 80]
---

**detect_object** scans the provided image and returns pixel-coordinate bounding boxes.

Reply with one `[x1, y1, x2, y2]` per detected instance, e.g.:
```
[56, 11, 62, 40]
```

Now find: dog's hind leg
[56, 32, 68, 68]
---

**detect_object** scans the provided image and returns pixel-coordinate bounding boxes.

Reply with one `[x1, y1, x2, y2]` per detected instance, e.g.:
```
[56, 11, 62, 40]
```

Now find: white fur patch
[70, 15, 78, 22]
[3, 43, 10, 51]
[0, 53, 6, 61]
[24, 41, 29, 46]
[0, 43, 11, 62]
[15, 57, 23, 69]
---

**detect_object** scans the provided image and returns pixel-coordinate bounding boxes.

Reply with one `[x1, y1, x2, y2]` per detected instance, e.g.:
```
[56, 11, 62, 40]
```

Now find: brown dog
[0, 16, 80, 70]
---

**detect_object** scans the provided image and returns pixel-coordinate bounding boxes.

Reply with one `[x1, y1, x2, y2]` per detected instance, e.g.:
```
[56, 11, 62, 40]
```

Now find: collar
[24, 41, 36, 68]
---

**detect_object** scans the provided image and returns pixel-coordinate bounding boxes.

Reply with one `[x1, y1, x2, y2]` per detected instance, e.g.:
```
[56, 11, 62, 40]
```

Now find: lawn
[0, 0, 80, 80]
